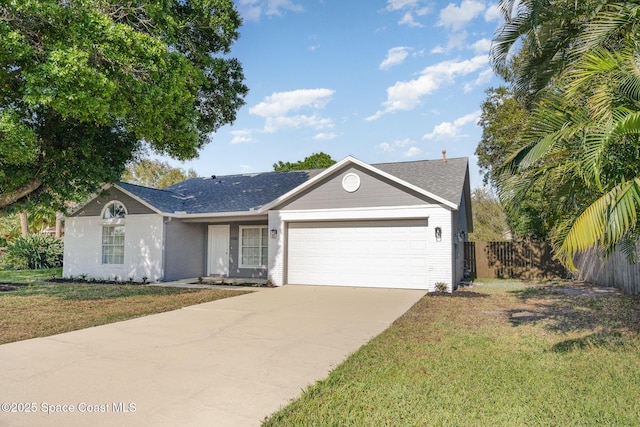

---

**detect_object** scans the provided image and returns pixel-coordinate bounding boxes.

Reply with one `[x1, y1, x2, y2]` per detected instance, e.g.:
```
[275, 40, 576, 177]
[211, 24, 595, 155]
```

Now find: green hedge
[2, 234, 63, 270]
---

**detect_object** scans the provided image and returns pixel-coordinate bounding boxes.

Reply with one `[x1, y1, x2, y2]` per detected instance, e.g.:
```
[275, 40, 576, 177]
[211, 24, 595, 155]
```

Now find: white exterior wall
[63, 214, 164, 282]
[268, 205, 453, 290]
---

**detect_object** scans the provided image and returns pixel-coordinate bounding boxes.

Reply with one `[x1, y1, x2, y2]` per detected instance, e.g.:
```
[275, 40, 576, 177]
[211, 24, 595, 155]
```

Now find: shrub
[2, 234, 64, 270]
[435, 282, 448, 292]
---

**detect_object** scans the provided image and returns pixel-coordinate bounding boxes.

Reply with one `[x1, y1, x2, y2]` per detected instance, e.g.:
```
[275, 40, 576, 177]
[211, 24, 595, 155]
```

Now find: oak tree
[0, 0, 248, 212]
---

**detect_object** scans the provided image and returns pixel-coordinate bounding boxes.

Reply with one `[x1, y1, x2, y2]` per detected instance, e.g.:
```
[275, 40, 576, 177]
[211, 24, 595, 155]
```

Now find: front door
[207, 225, 230, 276]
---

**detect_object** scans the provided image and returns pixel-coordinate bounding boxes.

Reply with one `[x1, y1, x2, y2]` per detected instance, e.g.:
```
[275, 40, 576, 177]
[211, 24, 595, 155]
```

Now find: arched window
[102, 202, 126, 264]
[103, 202, 126, 219]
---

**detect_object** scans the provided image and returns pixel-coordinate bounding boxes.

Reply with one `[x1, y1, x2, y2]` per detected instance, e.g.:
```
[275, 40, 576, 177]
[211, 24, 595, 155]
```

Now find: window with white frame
[102, 226, 125, 264]
[239, 226, 268, 268]
[101, 202, 126, 265]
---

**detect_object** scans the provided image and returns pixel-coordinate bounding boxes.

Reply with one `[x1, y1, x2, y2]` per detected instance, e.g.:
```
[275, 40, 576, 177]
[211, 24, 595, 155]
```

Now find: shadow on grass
[551, 332, 628, 353]
[506, 285, 640, 352]
[0, 282, 28, 291]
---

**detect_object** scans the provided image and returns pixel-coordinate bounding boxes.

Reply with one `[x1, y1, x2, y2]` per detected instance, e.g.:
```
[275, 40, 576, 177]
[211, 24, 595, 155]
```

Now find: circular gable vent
[342, 173, 361, 193]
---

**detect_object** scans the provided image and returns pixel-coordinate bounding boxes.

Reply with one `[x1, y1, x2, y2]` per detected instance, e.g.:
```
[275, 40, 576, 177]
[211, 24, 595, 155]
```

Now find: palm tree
[499, 43, 640, 268]
[492, 1, 640, 267]
[491, 0, 608, 104]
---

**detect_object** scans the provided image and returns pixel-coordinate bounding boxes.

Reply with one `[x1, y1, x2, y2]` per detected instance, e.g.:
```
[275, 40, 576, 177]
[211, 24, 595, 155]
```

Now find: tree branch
[0, 178, 42, 210]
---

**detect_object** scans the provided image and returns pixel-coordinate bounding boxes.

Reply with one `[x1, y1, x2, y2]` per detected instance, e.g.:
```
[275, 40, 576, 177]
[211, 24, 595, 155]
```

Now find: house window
[102, 226, 125, 264]
[239, 226, 268, 268]
[103, 202, 126, 219]
[101, 202, 126, 265]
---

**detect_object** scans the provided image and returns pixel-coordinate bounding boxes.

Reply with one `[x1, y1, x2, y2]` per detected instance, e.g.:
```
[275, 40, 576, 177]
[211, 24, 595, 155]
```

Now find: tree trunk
[55, 212, 62, 238]
[0, 178, 42, 210]
[19, 211, 28, 237]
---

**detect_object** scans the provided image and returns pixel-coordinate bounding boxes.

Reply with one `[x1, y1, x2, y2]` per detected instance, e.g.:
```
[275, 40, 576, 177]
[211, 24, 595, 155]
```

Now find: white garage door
[287, 220, 429, 289]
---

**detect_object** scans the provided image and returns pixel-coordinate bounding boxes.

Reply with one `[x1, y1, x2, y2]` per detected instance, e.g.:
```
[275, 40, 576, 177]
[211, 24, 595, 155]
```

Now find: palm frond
[560, 178, 640, 269]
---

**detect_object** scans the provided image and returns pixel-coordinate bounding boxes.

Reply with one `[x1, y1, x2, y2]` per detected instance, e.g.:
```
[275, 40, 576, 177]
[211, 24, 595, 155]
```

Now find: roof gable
[263, 156, 461, 212]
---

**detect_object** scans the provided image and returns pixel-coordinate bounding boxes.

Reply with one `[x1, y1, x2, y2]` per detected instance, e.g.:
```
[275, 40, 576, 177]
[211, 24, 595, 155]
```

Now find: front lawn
[0, 268, 250, 344]
[264, 280, 640, 426]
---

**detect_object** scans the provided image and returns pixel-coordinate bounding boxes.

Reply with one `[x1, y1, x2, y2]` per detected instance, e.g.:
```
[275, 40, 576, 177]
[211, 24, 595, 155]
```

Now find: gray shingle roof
[119, 170, 323, 214]
[117, 182, 184, 213]
[373, 157, 468, 206]
[117, 157, 469, 214]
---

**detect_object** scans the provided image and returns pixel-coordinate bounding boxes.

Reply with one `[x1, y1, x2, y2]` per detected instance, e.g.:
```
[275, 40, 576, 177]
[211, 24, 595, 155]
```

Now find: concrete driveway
[0, 285, 425, 427]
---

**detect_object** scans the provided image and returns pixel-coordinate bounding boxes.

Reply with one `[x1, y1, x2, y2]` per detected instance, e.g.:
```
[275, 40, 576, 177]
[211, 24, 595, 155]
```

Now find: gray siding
[228, 221, 268, 279]
[164, 221, 207, 281]
[277, 165, 433, 211]
[73, 187, 155, 217]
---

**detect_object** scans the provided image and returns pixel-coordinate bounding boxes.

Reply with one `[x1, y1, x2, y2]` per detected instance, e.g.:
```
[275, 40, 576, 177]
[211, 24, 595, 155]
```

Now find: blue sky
[161, 0, 504, 189]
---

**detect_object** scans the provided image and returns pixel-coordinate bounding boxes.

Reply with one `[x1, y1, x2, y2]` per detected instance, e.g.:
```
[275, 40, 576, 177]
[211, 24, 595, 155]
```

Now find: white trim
[341, 172, 361, 192]
[238, 225, 268, 269]
[113, 184, 164, 215]
[101, 224, 125, 265]
[277, 205, 435, 222]
[169, 211, 265, 220]
[101, 200, 128, 219]
[259, 156, 458, 212]
[207, 225, 230, 276]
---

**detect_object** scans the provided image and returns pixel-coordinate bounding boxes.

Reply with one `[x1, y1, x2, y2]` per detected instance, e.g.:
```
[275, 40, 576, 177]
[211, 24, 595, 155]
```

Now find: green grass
[0, 267, 63, 283]
[0, 268, 250, 344]
[264, 282, 640, 426]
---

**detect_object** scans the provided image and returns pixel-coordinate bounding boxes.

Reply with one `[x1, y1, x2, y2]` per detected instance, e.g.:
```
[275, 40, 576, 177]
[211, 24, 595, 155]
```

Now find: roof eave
[167, 210, 267, 219]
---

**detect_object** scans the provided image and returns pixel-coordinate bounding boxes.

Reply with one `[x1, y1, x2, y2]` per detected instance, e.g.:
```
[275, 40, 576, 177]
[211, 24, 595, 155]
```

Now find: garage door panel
[287, 220, 429, 289]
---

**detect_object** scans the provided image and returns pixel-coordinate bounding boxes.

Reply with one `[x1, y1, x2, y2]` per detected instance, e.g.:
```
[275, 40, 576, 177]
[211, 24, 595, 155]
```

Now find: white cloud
[423, 110, 480, 140]
[230, 129, 256, 144]
[238, 0, 303, 21]
[250, 88, 335, 133]
[367, 55, 489, 120]
[263, 115, 333, 133]
[380, 47, 411, 70]
[399, 11, 423, 27]
[240, 164, 254, 173]
[266, 0, 303, 15]
[446, 31, 469, 50]
[438, 0, 486, 32]
[386, 0, 420, 11]
[378, 142, 394, 152]
[394, 138, 412, 147]
[431, 45, 446, 54]
[376, 138, 416, 153]
[404, 146, 422, 157]
[463, 67, 494, 92]
[250, 88, 333, 117]
[484, 3, 502, 22]
[314, 132, 337, 140]
[470, 38, 492, 54]
[385, 0, 432, 27]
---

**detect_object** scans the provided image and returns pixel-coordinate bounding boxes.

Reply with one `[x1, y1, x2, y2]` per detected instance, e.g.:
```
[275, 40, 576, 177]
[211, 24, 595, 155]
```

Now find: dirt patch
[549, 284, 621, 297]
[0, 283, 27, 292]
[509, 281, 640, 333]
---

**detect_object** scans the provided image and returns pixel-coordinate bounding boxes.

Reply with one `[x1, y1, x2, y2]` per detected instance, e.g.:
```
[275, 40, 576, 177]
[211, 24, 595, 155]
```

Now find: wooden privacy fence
[464, 241, 567, 280]
[573, 248, 640, 294]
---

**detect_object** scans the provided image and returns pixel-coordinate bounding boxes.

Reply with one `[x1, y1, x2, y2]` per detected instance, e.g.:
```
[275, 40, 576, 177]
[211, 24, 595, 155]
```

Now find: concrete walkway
[0, 285, 425, 427]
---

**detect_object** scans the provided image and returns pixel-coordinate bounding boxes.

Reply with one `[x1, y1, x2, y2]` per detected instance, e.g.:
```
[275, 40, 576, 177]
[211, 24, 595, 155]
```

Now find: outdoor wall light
[457, 230, 466, 242]
[270, 229, 278, 239]
[435, 227, 442, 242]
